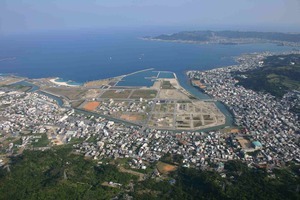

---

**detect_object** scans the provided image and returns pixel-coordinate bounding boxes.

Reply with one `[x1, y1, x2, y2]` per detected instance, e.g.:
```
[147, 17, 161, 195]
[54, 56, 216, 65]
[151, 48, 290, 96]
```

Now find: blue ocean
[0, 29, 295, 89]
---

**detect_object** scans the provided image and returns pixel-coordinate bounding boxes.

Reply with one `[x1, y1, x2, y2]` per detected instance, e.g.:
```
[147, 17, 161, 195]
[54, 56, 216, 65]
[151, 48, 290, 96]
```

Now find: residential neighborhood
[1, 52, 300, 174]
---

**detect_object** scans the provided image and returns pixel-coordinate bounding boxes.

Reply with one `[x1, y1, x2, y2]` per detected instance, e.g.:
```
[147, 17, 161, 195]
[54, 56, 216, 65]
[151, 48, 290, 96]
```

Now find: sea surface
[0, 29, 297, 95]
[0, 29, 295, 82]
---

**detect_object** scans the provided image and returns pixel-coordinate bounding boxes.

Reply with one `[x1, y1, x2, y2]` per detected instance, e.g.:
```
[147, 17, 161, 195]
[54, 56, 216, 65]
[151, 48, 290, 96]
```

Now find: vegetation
[161, 81, 175, 89]
[130, 90, 157, 99]
[235, 54, 300, 98]
[131, 160, 300, 200]
[0, 147, 299, 199]
[0, 146, 137, 200]
[160, 152, 183, 165]
[31, 134, 50, 147]
[1, 84, 32, 92]
[153, 30, 300, 43]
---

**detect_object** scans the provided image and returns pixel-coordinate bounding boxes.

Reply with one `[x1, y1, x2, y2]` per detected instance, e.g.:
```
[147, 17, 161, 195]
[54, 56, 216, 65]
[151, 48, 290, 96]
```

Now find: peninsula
[144, 30, 300, 46]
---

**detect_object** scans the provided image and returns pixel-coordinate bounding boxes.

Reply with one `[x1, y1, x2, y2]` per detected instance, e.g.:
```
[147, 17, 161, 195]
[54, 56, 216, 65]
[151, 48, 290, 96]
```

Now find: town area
[187, 51, 300, 166]
[0, 52, 299, 175]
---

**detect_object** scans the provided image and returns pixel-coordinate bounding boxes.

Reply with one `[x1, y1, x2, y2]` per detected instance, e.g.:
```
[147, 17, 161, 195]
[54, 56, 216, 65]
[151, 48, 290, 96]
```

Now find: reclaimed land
[129, 89, 157, 99]
[100, 89, 132, 99]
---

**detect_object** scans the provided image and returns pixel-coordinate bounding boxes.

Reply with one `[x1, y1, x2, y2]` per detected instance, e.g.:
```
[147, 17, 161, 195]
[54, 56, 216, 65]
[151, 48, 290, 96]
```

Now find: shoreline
[141, 37, 300, 47]
[49, 78, 80, 87]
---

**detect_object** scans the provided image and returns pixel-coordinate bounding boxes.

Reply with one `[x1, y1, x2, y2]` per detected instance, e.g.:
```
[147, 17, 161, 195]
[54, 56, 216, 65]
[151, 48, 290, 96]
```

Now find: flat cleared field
[154, 103, 175, 113]
[0, 77, 24, 86]
[84, 77, 119, 87]
[237, 137, 252, 149]
[161, 80, 175, 89]
[227, 128, 240, 133]
[193, 121, 203, 127]
[120, 113, 146, 122]
[176, 114, 191, 129]
[45, 87, 87, 100]
[149, 113, 174, 128]
[130, 90, 157, 99]
[157, 161, 177, 174]
[83, 101, 100, 111]
[100, 89, 132, 99]
[85, 89, 103, 99]
[158, 89, 188, 100]
[71, 100, 85, 108]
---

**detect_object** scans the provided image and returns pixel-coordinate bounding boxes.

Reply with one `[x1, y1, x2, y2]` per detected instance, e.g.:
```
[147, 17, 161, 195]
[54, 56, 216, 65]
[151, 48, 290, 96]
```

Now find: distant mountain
[148, 31, 300, 46]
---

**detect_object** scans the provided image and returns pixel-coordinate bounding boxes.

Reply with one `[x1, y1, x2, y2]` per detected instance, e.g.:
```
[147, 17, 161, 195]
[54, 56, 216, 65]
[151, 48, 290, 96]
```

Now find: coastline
[49, 78, 80, 87]
[141, 37, 300, 47]
[1, 68, 233, 130]
[4, 47, 299, 132]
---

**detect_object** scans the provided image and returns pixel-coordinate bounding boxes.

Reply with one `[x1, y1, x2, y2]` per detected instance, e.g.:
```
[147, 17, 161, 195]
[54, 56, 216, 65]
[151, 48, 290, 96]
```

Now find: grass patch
[130, 90, 157, 99]
[161, 81, 175, 89]
[100, 89, 132, 99]
[31, 134, 49, 147]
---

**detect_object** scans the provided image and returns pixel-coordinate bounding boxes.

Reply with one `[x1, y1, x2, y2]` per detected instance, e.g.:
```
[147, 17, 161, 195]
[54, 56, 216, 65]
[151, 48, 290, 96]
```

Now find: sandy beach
[49, 78, 78, 87]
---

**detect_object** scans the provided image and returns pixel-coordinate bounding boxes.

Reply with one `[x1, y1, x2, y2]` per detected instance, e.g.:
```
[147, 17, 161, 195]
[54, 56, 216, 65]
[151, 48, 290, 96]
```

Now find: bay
[0, 29, 295, 83]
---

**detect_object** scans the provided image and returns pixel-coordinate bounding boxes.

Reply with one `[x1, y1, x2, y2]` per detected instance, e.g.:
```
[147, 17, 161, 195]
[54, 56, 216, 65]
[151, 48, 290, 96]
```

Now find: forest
[0, 146, 299, 200]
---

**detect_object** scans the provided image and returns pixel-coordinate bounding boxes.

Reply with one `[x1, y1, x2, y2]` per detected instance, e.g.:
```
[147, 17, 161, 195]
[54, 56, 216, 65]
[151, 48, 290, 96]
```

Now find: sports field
[83, 101, 100, 111]
[156, 161, 177, 174]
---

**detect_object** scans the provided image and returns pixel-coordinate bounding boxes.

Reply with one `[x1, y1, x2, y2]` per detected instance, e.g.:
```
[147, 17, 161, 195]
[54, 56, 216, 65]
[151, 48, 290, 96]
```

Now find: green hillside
[153, 31, 300, 43]
[0, 147, 299, 200]
[236, 54, 300, 98]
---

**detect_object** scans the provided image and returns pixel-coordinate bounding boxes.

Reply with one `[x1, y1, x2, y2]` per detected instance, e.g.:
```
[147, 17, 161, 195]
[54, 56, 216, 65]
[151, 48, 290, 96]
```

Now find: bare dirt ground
[237, 137, 252, 149]
[156, 161, 177, 174]
[0, 77, 24, 86]
[83, 101, 100, 111]
[120, 113, 145, 122]
[228, 128, 240, 133]
[191, 79, 206, 89]
[84, 77, 120, 87]
[45, 87, 87, 100]
[152, 80, 161, 89]
[149, 113, 174, 128]
[85, 89, 103, 99]
[158, 89, 189, 100]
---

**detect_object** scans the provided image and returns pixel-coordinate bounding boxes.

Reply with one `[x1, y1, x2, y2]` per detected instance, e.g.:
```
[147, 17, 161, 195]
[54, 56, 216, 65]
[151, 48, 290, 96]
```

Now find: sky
[1, 0, 300, 35]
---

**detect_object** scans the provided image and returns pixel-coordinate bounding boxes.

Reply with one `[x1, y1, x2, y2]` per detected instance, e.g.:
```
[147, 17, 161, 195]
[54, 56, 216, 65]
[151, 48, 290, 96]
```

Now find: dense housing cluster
[187, 52, 300, 165]
[0, 87, 259, 170]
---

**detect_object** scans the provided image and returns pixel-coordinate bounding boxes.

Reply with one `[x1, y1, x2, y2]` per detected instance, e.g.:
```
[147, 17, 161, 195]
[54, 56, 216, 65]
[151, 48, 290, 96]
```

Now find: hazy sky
[1, 0, 300, 35]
